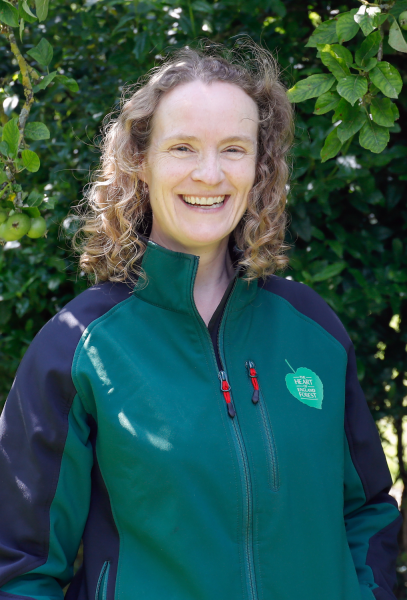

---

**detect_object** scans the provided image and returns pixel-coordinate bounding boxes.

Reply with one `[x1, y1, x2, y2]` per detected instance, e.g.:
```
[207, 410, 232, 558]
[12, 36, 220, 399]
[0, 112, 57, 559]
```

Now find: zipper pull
[218, 371, 236, 418]
[245, 361, 260, 404]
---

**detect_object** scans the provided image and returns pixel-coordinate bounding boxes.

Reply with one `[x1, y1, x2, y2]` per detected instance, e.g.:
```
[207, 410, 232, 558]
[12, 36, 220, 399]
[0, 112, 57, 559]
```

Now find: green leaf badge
[285, 360, 324, 409]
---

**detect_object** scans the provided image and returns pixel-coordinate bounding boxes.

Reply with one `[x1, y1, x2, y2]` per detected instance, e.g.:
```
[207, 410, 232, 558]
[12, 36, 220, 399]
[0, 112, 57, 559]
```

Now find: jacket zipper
[246, 361, 279, 491]
[215, 289, 257, 600]
[190, 262, 257, 600]
[95, 560, 110, 600]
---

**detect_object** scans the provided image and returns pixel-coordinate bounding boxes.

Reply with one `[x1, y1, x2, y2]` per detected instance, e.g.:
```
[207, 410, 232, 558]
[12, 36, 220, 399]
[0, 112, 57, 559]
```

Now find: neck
[149, 227, 235, 325]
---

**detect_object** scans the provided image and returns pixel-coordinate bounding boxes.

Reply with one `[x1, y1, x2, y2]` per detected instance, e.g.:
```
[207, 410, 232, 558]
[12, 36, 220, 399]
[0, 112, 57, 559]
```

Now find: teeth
[183, 195, 225, 206]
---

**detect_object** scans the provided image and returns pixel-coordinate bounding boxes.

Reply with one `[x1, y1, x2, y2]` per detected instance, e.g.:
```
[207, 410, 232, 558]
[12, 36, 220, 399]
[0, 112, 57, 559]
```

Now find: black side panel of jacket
[0, 282, 132, 587]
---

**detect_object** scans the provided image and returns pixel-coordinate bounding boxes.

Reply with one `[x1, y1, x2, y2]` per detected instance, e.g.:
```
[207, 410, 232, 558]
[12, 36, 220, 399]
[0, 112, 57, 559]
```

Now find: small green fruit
[2, 213, 31, 241]
[0, 209, 8, 224]
[27, 216, 47, 238]
[400, 11, 407, 30]
[0, 223, 8, 240]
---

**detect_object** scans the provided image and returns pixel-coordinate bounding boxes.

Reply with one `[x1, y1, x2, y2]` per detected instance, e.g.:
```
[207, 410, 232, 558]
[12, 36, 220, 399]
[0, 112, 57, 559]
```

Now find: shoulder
[258, 274, 351, 353]
[17, 281, 133, 389]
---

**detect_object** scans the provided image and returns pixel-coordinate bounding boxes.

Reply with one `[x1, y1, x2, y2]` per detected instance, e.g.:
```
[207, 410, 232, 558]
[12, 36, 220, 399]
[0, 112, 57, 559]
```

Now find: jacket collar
[133, 240, 258, 316]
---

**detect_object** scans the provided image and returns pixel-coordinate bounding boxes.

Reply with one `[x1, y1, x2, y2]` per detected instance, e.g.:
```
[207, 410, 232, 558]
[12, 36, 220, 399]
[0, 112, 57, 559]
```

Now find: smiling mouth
[181, 195, 227, 208]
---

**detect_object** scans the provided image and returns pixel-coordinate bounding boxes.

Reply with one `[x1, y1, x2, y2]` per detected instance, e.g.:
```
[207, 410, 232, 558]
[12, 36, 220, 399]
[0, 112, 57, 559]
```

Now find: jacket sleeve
[0, 316, 93, 600]
[343, 345, 402, 600]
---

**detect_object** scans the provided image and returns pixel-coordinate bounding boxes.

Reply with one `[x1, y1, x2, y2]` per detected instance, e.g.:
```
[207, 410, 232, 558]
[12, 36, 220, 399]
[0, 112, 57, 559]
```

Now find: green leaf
[19, 16, 24, 41]
[24, 121, 50, 140]
[0, 170, 8, 184]
[21, 149, 40, 172]
[329, 44, 353, 66]
[391, 102, 400, 121]
[27, 37, 53, 66]
[332, 98, 352, 122]
[359, 120, 390, 153]
[0, 0, 19, 27]
[369, 62, 403, 99]
[287, 74, 335, 103]
[336, 10, 359, 43]
[355, 31, 381, 67]
[35, 0, 48, 21]
[337, 76, 368, 106]
[319, 45, 350, 80]
[370, 97, 396, 127]
[388, 19, 407, 53]
[314, 90, 341, 115]
[337, 106, 366, 143]
[26, 189, 43, 207]
[2, 118, 20, 157]
[268, 0, 286, 17]
[18, 0, 36, 22]
[133, 31, 148, 60]
[305, 19, 338, 47]
[374, 13, 388, 27]
[191, 0, 214, 13]
[320, 128, 342, 162]
[356, 57, 377, 72]
[354, 5, 381, 36]
[0, 141, 9, 156]
[32, 70, 57, 93]
[22, 206, 41, 217]
[312, 261, 347, 282]
[54, 75, 79, 93]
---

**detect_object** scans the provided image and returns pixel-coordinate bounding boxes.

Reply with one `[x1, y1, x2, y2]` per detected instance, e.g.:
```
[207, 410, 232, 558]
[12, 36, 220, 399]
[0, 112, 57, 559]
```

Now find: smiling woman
[0, 42, 401, 600]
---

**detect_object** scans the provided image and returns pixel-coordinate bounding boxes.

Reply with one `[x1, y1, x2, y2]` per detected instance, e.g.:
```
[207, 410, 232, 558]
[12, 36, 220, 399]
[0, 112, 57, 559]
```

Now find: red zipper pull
[218, 371, 236, 418]
[246, 361, 260, 404]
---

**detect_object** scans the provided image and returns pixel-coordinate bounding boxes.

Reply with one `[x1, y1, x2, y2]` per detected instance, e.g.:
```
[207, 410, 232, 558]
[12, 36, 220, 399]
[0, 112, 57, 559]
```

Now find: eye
[171, 145, 192, 153]
[223, 146, 246, 158]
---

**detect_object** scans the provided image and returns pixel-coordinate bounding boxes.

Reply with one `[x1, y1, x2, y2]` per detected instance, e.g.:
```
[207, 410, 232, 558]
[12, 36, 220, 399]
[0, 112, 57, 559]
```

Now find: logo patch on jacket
[285, 360, 323, 409]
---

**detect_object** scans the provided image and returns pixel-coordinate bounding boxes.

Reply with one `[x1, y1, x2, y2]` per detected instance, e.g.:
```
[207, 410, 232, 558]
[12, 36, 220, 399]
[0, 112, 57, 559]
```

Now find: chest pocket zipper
[246, 361, 280, 492]
[95, 561, 110, 600]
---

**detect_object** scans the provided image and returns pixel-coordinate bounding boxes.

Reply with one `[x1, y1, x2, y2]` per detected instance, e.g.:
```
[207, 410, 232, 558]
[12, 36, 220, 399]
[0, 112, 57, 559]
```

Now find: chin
[181, 227, 231, 248]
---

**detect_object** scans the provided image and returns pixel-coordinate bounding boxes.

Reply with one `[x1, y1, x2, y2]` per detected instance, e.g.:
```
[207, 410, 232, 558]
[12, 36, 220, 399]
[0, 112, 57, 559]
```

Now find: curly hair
[74, 40, 294, 285]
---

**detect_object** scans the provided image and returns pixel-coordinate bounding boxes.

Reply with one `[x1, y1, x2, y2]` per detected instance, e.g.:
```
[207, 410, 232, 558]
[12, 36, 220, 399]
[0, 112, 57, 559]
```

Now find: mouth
[180, 195, 228, 209]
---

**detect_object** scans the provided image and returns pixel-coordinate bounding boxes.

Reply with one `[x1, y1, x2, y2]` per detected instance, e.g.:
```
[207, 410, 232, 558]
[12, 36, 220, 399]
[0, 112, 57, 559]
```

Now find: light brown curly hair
[74, 40, 294, 285]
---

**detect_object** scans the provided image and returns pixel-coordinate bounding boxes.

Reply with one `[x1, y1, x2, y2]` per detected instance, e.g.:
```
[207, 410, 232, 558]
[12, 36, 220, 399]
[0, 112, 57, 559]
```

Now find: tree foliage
[0, 0, 406, 592]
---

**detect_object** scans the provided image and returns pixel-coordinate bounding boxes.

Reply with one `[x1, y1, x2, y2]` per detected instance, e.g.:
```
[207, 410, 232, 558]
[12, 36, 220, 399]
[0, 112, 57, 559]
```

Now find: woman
[0, 44, 401, 600]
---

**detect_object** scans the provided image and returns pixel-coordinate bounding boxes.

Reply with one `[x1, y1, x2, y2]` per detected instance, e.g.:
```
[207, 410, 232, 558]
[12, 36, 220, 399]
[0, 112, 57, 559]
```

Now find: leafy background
[0, 0, 406, 594]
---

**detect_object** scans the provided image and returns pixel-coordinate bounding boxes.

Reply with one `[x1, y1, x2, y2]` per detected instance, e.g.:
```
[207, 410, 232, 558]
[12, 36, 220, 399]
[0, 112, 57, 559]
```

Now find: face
[140, 79, 258, 253]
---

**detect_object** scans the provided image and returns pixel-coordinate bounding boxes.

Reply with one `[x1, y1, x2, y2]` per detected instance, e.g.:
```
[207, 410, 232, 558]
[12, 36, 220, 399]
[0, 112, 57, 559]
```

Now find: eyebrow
[162, 134, 256, 145]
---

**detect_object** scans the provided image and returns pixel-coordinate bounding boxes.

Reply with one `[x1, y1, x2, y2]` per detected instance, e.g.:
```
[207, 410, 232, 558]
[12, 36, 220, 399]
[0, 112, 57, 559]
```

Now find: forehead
[151, 80, 259, 141]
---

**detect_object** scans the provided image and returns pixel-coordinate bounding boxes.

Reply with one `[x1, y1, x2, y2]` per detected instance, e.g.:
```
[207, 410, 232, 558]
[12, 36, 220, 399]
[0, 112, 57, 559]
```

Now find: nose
[191, 150, 225, 186]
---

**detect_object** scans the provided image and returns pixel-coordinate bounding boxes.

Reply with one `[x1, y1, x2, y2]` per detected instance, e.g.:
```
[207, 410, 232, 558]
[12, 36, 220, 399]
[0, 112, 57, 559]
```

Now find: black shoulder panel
[259, 275, 351, 351]
[0, 281, 132, 585]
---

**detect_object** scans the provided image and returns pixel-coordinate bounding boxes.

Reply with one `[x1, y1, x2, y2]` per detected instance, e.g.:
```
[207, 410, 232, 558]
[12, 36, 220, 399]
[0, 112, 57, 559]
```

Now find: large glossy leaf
[21, 149, 40, 172]
[337, 107, 366, 143]
[54, 75, 79, 93]
[329, 44, 353, 65]
[388, 19, 407, 53]
[27, 37, 53, 66]
[0, 0, 19, 27]
[337, 75, 368, 106]
[305, 19, 338, 47]
[24, 122, 50, 140]
[2, 119, 19, 157]
[18, 0, 37, 23]
[332, 98, 352, 122]
[320, 128, 342, 162]
[312, 261, 347, 281]
[319, 45, 350, 80]
[287, 74, 335, 102]
[359, 120, 390, 153]
[35, 0, 48, 21]
[32, 70, 57, 93]
[336, 10, 359, 43]
[369, 62, 403, 98]
[314, 91, 341, 115]
[355, 31, 381, 67]
[370, 98, 396, 127]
